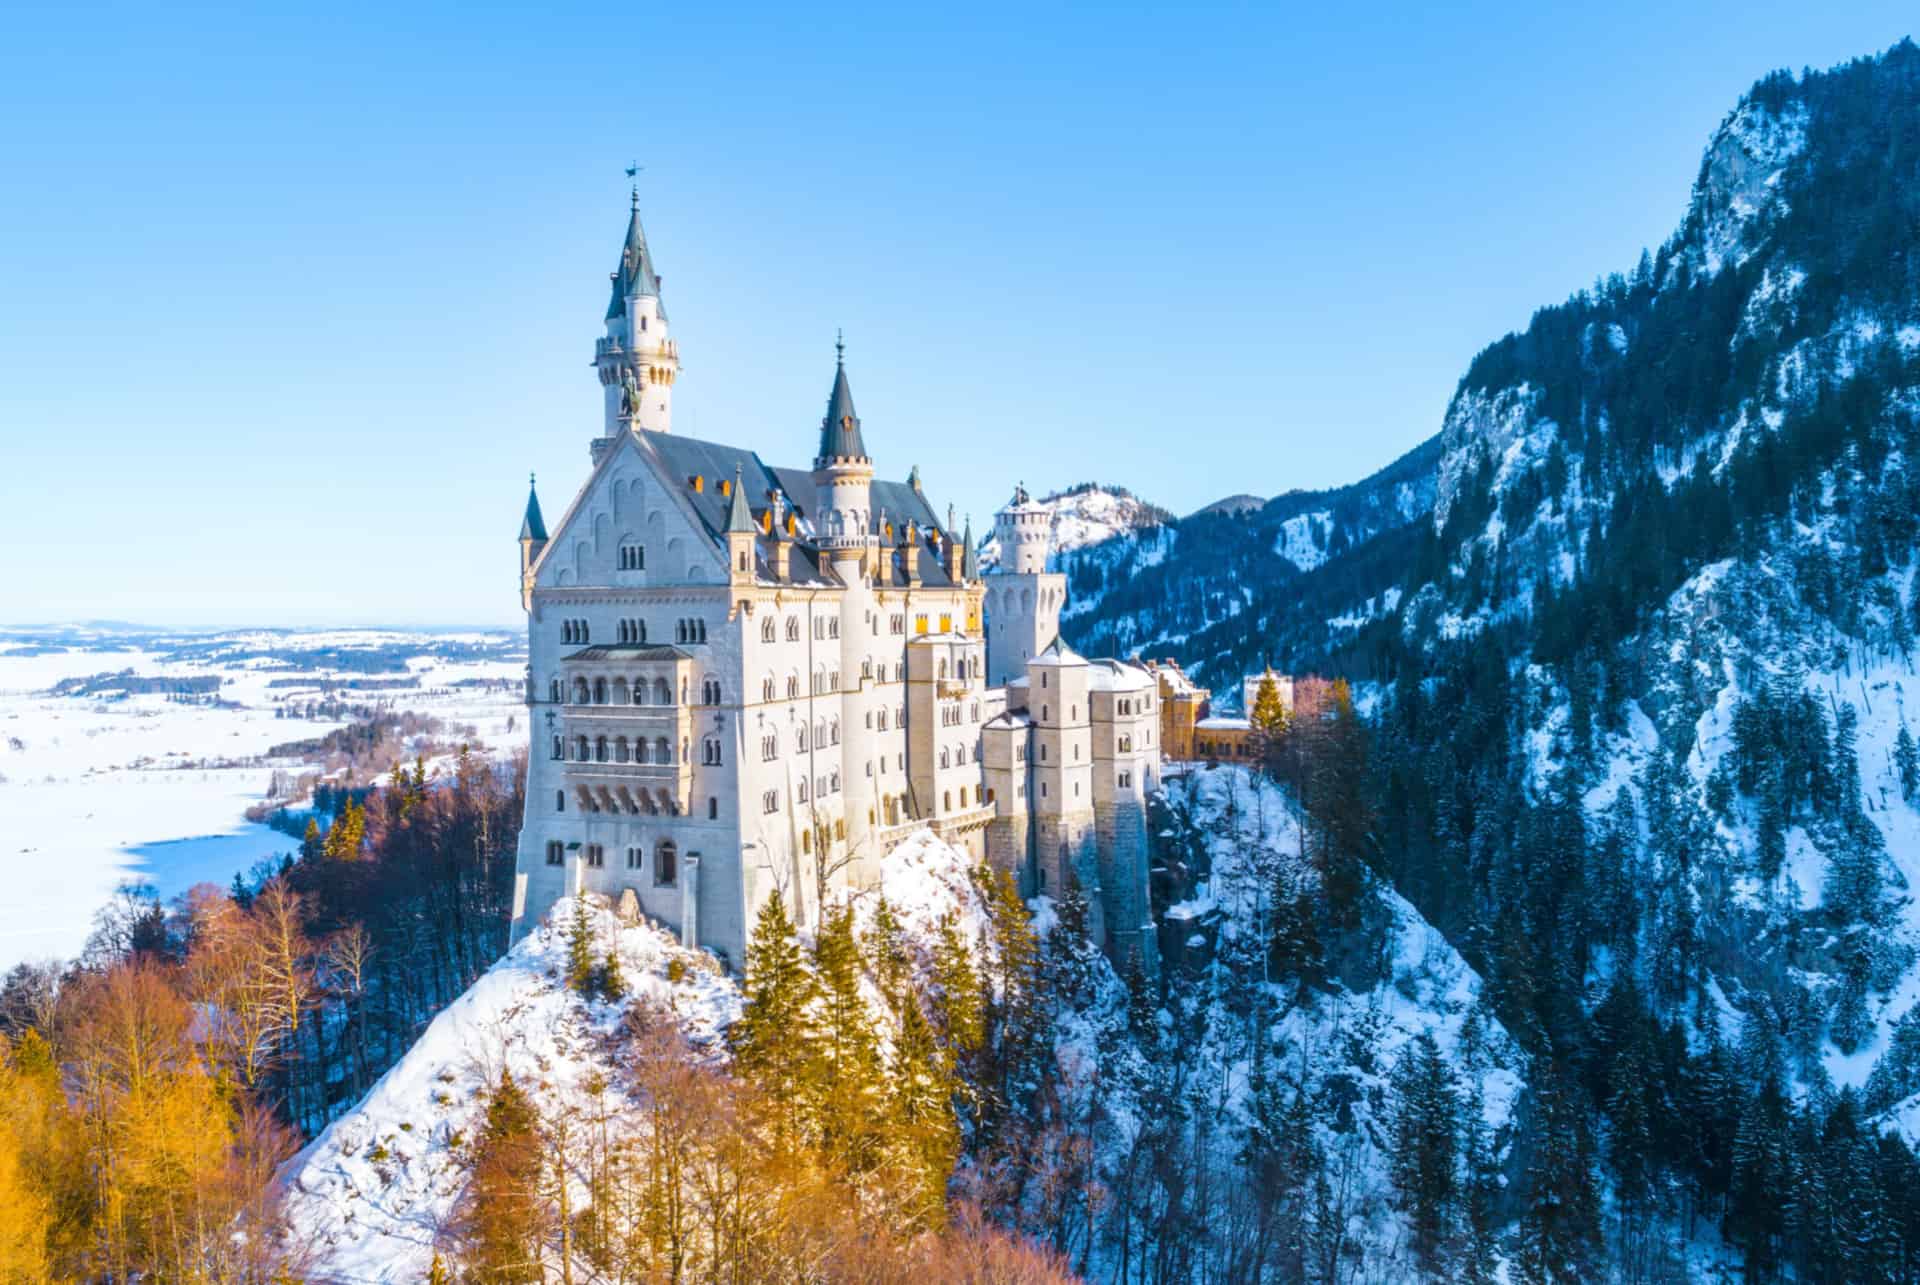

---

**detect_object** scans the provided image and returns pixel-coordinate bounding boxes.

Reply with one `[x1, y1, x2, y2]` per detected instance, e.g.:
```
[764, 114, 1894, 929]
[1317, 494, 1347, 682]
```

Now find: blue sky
[1, 2, 1911, 627]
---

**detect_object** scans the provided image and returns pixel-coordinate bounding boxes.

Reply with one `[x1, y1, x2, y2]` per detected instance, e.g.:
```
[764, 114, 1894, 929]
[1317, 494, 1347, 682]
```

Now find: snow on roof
[983, 709, 1034, 729]
[1087, 658, 1152, 691]
[1196, 716, 1250, 730]
[1029, 638, 1086, 666]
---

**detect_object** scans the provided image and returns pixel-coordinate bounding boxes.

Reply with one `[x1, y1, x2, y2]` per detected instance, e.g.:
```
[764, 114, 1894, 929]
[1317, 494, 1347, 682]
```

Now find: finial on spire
[529, 471, 536, 487]
[625, 160, 643, 210]
[835, 328, 845, 367]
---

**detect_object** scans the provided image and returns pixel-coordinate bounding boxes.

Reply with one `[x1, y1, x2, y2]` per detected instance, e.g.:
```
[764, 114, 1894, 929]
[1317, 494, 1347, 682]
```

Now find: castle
[508, 195, 1160, 973]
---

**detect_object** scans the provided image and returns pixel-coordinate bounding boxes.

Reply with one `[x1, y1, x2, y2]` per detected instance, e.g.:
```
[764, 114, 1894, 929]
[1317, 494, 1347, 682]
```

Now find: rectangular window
[546, 841, 564, 866]
[585, 844, 605, 869]
[627, 847, 642, 870]
[915, 614, 928, 635]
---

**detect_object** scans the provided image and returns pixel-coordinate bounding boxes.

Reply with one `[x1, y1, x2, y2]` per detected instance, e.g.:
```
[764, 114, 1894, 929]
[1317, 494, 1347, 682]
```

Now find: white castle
[510, 194, 1160, 973]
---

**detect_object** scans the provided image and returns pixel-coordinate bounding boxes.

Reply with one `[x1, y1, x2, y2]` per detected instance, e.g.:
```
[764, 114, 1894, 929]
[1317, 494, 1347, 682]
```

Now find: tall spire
[815, 335, 868, 464]
[725, 466, 757, 534]
[962, 515, 979, 581]
[520, 473, 548, 542]
[605, 193, 664, 321]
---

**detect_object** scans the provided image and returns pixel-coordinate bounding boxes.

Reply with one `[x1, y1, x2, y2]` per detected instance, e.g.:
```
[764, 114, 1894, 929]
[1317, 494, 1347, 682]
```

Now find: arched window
[655, 736, 672, 764]
[940, 748, 951, 769]
[549, 678, 561, 703]
[703, 738, 722, 765]
[595, 736, 608, 762]
[655, 841, 677, 887]
[761, 617, 776, 642]
[763, 676, 775, 702]
[593, 677, 608, 704]
[830, 719, 840, 745]
[556, 790, 565, 813]
[574, 678, 590, 704]
[708, 796, 719, 819]
[636, 738, 652, 764]
[654, 677, 672, 704]
[786, 617, 800, 641]
[612, 677, 629, 704]
[576, 735, 590, 759]
[631, 679, 646, 705]
[939, 658, 949, 679]
[546, 840, 563, 866]
[615, 736, 630, 763]
[551, 736, 563, 760]
[786, 675, 800, 699]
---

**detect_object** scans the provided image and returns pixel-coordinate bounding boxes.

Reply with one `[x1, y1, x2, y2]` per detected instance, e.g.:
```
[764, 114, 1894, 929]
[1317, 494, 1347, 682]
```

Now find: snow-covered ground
[0, 627, 525, 968]
[279, 829, 988, 1281]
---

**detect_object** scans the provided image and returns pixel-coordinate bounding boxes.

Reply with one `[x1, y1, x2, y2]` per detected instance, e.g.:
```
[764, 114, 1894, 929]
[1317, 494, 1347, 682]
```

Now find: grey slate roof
[724, 467, 757, 534]
[563, 644, 692, 661]
[521, 478, 548, 542]
[815, 359, 867, 462]
[605, 197, 664, 322]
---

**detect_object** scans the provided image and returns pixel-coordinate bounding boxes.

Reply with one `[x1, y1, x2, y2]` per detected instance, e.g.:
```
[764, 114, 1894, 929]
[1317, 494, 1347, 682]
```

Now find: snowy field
[0, 627, 526, 970]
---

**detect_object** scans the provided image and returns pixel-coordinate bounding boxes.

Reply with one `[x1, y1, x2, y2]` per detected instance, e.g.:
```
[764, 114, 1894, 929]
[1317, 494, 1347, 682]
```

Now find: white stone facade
[509, 202, 1158, 973]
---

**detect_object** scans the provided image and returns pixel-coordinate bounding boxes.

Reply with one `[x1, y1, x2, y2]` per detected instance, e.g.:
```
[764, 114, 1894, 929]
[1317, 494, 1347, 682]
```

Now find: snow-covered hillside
[278, 830, 989, 1281]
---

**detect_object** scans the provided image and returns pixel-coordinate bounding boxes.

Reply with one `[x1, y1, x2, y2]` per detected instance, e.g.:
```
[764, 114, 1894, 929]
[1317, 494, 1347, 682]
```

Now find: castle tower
[812, 338, 884, 887]
[593, 190, 679, 458]
[1029, 640, 1100, 934]
[985, 484, 1067, 687]
[518, 474, 547, 612]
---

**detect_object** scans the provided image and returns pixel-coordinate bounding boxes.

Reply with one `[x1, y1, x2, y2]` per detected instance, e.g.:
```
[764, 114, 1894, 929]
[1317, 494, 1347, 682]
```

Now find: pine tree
[1390, 1033, 1460, 1274]
[930, 911, 985, 1057]
[1516, 1064, 1598, 1284]
[810, 901, 883, 1170]
[864, 894, 910, 1006]
[889, 991, 960, 1227]
[1897, 724, 1920, 801]
[565, 896, 596, 996]
[1250, 671, 1291, 771]
[322, 798, 366, 861]
[459, 1068, 545, 1283]
[729, 890, 820, 1149]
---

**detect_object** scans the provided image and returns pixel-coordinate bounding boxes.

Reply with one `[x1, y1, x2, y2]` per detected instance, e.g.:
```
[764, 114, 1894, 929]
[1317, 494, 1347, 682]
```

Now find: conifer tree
[1390, 1032, 1459, 1274]
[730, 890, 820, 1149]
[890, 991, 960, 1226]
[930, 910, 985, 1057]
[810, 901, 883, 1170]
[1897, 724, 1920, 802]
[460, 1068, 545, 1284]
[864, 894, 911, 1007]
[566, 896, 596, 996]
[1250, 671, 1290, 772]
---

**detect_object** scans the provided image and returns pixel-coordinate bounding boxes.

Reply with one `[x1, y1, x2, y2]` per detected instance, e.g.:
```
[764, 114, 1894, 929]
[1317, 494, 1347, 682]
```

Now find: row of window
[617, 618, 647, 643]
[548, 674, 728, 706]
[755, 616, 842, 642]
[562, 618, 591, 644]
[618, 544, 646, 570]
[544, 837, 677, 886]
[556, 733, 700, 765]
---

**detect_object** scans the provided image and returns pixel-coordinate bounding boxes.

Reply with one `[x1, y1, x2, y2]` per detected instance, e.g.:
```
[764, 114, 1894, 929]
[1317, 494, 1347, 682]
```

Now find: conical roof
[520, 475, 548, 542]
[816, 341, 868, 464]
[724, 467, 757, 534]
[605, 192, 664, 322]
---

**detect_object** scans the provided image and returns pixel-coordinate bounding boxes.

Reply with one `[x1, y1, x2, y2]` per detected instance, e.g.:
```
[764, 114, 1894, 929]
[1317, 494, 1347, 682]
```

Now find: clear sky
[1, 2, 1911, 627]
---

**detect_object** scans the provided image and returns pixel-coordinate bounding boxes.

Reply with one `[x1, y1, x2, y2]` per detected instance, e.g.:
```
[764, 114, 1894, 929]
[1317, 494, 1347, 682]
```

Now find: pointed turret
[725, 466, 757, 587]
[518, 473, 548, 612]
[962, 516, 979, 581]
[594, 189, 678, 444]
[811, 333, 876, 558]
[606, 190, 665, 320]
[815, 335, 868, 465]
[725, 466, 756, 534]
[520, 475, 548, 543]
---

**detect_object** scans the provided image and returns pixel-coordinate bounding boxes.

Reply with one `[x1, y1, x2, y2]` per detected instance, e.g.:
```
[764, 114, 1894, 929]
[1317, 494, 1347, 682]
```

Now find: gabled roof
[816, 354, 868, 463]
[605, 194, 664, 322]
[1030, 638, 1087, 667]
[520, 476, 548, 542]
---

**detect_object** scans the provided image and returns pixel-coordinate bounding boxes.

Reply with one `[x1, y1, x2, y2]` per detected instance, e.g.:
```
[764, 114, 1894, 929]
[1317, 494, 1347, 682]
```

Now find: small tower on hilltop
[518, 474, 547, 611]
[592, 189, 679, 459]
[985, 483, 1067, 686]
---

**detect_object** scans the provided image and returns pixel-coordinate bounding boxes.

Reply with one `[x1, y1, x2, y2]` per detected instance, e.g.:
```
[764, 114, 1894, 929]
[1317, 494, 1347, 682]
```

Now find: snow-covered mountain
[1046, 41, 1920, 1277]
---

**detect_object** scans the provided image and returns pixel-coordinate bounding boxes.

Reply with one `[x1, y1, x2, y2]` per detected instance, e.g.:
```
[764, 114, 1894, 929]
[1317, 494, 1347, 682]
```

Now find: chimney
[903, 521, 921, 586]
